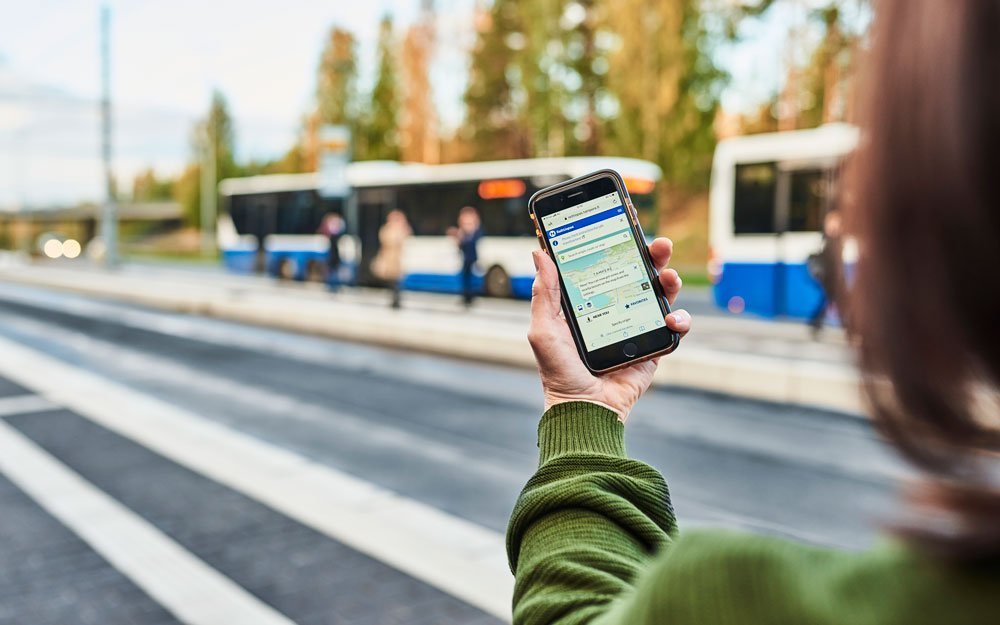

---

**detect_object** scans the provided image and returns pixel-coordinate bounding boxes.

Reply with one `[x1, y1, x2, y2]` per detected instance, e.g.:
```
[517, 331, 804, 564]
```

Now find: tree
[462, 0, 530, 159]
[559, 0, 607, 155]
[604, 0, 725, 202]
[131, 167, 174, 201]
[400, 2, 439, 163]
[798, 5, 861, 128]
[316, 27, 359, 127]
[730, 1, 867, 134]
[175, 90, 239, 226]
[358, 15, 402, 161]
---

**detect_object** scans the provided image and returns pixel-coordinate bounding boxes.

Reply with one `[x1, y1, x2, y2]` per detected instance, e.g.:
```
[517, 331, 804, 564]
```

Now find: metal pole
[200, 125, 217, 255]
[100, 4, 118, 267]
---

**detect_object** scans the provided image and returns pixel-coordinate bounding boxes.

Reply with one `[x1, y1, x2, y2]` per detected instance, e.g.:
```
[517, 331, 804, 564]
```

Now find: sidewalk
[0, 260, 862, 414]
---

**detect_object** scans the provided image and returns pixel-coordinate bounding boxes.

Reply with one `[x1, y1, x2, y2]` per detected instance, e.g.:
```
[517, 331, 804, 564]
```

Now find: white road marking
[0, 421, 296, 625]
[0, 394, 57, 418]
[0, 335, 514, 622]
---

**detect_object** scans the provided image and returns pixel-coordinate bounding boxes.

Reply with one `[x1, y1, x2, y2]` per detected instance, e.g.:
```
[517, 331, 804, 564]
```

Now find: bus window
[274, 191, 316, 235]
[787, 168, 830, 232]
[479, 196, 533, 236]
[228, 194, 250, 234]
[399, 183, 470, 236]
[733, 162, 777, 234]
[229, 193, 278, 243]
[476, 177, 533, 236]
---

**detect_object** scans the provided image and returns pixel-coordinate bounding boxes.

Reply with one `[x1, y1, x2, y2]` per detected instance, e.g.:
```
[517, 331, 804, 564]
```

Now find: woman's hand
[527, 238, 691, 421]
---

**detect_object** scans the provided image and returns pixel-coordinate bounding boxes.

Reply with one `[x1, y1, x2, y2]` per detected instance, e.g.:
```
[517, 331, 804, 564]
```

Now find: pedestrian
[318, 212, 345, 290]
[371, 210, 410, 309]
[509, 2, 1000, 624]
[448, 206, 482, 307]
[806, 208, 844, 338]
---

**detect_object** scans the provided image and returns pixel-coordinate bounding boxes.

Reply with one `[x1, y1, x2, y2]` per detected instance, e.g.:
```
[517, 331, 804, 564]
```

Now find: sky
[0, 0, 835, 208]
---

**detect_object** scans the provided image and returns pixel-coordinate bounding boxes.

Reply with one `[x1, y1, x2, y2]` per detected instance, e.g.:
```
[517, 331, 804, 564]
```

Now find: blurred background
[0, 2, 880, 624]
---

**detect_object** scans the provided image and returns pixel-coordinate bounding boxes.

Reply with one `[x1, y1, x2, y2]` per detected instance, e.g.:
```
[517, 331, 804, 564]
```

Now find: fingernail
[672, 312, 685, 325]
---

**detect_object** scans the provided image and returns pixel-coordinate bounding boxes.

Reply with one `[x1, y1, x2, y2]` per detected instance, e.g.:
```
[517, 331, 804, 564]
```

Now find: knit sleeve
[506, 402, 677, 625]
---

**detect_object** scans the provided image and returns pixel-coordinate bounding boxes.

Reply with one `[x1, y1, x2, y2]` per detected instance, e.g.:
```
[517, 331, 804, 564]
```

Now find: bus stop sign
[318, 124, 351, 198]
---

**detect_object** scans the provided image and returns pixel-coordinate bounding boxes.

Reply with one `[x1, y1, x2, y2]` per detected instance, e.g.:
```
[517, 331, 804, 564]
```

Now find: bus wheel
[305, 260, 327, 283]
[278, 258, 297, 280]
[484, 265, 512, 298]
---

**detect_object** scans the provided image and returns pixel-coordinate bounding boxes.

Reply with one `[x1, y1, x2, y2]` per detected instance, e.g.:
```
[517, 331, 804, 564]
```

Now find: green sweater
[507, 402, 1000, 625]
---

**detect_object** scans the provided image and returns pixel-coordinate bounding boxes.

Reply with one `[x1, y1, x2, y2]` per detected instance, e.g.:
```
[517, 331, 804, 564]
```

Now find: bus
[708, 124, 859, 318]
[218, 157, 662, 298]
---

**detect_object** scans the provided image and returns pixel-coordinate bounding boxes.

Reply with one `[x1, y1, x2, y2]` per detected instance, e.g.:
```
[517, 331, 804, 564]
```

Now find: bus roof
[713, 123, 860, 168]
[218, 156, 662, 196]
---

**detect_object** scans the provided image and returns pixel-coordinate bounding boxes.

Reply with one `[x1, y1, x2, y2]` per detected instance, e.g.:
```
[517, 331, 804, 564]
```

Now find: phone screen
[540, 190, 665, 352]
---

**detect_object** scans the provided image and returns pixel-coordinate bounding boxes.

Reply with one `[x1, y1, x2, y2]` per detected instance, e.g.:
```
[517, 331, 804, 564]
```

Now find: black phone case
[528, 169, 681, 374]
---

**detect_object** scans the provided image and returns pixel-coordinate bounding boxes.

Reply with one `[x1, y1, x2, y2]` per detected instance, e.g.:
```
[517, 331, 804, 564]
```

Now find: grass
[123, 248, 220, 265]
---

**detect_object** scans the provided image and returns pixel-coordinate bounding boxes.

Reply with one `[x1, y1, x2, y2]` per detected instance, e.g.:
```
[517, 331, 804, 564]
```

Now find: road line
[0, 335, 514, 621]
[0, 420, 296, 625]
[0, 394, 57, 418]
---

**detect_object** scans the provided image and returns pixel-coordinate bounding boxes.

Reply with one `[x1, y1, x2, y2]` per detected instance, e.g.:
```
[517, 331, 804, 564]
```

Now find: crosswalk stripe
[0, 420, 296, 625]
[0, 334, 514, 622]
[0, 394, 57, 418]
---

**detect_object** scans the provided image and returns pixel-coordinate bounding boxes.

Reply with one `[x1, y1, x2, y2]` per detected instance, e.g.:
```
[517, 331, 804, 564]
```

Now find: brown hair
[848, 0, 1000, 559]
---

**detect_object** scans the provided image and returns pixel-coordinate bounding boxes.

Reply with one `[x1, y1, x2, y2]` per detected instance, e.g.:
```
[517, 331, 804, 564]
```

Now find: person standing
[318, 212, 345, 290]
[371, 210, 411, 309]
[806, 209, 844, 338]
[448, 206, 482, 307]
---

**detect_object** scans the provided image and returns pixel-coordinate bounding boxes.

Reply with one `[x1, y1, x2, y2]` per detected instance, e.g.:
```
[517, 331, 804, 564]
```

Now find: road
[0, 281, 904, 624]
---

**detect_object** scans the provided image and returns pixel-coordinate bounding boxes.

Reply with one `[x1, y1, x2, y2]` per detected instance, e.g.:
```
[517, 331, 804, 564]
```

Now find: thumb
[531, 250, 562, 319]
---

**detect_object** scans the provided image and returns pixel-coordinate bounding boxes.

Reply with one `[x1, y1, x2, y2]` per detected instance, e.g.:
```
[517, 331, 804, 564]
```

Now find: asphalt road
[0, 280, 911, 624]
[0, 280, 902, 546]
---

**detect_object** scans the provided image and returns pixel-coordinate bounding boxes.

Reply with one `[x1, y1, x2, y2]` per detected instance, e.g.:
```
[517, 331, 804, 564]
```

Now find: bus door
[728, 162, 783, 316]
[774, 162, 836, 318]
[356, 187, 396, 285]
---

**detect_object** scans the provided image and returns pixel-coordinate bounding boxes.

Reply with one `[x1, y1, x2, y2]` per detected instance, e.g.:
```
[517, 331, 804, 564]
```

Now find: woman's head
[848, 0, 1000, 557]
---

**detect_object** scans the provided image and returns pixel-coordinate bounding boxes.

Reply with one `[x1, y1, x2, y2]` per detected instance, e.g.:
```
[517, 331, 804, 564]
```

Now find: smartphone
[528, 169, 680, 373]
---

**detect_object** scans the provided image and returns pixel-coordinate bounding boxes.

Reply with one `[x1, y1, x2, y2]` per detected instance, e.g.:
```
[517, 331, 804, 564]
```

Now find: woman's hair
[847, 0, 1000, 559]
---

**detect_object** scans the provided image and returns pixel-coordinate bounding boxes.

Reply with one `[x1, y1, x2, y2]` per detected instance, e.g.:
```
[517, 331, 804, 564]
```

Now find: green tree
[175, 90, 239, 226]
[462, 0, 530, 159]
[358, 15, 402, 161]
[131, 167, 174, 201]
[559, 0, 607, 155]
[604, 0, 725, 199]
[316, 27, 359, 127]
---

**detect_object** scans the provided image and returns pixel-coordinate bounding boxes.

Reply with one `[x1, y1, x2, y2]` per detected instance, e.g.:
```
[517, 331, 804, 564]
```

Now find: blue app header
[547, 206, 625, 238]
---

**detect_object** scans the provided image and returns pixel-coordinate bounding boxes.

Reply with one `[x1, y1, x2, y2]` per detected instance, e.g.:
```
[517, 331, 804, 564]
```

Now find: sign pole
[100, 4, 118, 267]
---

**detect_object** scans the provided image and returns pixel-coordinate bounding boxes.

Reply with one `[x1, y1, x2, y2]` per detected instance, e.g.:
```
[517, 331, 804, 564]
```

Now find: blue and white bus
[218, 157, 662, 298]
[708, 124, 858, 318]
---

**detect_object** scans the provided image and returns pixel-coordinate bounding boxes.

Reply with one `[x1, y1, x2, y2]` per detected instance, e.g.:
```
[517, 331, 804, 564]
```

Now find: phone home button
[622, 342, 638, 358]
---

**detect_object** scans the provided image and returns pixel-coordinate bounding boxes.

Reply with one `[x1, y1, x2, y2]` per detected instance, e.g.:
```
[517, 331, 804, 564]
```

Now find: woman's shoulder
[615, 528, 1000, 625]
